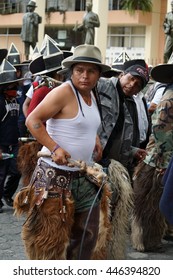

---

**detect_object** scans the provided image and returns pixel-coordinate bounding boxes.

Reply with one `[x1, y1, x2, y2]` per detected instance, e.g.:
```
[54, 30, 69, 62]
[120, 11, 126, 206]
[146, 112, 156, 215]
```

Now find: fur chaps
[131, 161, 167, 252]
[106, 159, 133, 259]
[14, 143, 133, 259]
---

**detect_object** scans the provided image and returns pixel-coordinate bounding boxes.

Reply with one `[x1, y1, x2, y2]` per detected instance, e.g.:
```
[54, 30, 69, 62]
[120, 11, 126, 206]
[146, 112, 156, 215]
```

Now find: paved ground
[0, 186, 173, 260]
[1, 203, 173, 260]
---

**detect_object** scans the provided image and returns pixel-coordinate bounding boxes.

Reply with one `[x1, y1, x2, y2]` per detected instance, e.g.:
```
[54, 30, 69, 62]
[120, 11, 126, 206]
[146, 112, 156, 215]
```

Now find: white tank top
[41, 80, 101, 170]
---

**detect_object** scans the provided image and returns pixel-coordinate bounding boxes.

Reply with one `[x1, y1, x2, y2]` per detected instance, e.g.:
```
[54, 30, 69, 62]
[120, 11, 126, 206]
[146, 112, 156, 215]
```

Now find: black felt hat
[29, 35, 73, 75]
[7, 43, 29, 68]
[0, 59, 26, 85]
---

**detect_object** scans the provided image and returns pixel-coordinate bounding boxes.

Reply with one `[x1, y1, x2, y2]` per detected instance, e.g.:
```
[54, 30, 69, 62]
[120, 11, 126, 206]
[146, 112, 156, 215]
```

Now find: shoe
[3, 196, 13, 207]
[0, 206, 3, 213]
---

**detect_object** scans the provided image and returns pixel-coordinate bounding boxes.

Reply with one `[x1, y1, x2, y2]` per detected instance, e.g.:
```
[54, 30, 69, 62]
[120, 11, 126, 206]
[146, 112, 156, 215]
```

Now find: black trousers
[0, 144, 21, 201]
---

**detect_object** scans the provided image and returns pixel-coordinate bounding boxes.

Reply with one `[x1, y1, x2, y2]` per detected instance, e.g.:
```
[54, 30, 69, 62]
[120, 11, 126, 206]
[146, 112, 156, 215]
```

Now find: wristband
[51, 144, 60, 155]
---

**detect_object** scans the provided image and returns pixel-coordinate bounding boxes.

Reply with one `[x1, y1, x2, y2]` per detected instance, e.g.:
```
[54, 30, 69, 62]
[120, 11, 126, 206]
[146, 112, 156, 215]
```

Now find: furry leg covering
[14, 182, 112, 260]
[14, 186, 74, 260]
[107, 160, 133, 259]
[15, 145, 133, 260]
[131, 162, 167, 252]
[93, 159, 133, 260]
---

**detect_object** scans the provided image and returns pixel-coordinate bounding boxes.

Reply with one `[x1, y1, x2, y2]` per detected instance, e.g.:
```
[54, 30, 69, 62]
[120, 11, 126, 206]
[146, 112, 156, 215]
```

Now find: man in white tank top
[21, 44, 111, 260]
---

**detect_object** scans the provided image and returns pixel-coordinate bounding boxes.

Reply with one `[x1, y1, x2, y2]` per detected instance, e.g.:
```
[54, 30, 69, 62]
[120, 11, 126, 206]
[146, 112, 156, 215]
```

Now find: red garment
[27, 86, 51, 116]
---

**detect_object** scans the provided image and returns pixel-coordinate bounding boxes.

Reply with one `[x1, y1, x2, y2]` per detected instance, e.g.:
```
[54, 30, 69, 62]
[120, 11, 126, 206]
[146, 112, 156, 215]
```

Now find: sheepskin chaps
[131, 161, 167, 252]
[14, 143, 133, 259]
[106, 159, 133, 259]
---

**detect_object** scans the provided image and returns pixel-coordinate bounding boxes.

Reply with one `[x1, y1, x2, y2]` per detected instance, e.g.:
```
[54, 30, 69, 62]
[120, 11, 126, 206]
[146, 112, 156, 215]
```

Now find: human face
[71, 62, 101, 94]
[119, 73, 143, 96]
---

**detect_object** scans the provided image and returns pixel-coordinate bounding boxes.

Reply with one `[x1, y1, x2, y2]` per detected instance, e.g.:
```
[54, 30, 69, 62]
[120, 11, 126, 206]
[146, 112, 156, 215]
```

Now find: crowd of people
[1, 36, 173, 260]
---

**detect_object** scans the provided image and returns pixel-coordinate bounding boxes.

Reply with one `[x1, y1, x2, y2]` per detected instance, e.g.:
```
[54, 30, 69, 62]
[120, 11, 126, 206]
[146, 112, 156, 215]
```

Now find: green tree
[121, 0, 153, 14]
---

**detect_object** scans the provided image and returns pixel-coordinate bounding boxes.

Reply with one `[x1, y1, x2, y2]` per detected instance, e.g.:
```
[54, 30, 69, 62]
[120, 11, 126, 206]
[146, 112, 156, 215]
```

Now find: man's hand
[51, 147, 71, 165]
[134, 148, 148, 162]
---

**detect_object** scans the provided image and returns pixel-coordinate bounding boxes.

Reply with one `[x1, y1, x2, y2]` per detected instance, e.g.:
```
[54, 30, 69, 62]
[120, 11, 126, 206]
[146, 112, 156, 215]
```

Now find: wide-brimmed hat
[0, 59, 27, 85]
[150, 64, 173, 83]
[62, 44, 111, 72]
[150, 53, 173, 83]
[7, 43, 30, 68]
[29, 35, 72, 75]
[0, 48, 7, 64]
[27, 0, 37, 8]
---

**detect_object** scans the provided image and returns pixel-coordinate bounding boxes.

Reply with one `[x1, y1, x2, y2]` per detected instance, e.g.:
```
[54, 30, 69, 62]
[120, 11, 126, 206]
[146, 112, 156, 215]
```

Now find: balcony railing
[0, 2, 20, 14]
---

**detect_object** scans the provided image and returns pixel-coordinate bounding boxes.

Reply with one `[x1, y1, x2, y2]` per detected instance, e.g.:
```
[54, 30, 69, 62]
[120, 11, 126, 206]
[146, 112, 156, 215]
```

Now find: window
[109, 0, 123, 10]
[75, 0, 85, 11]
[0, 28, 20, 34]
[107, 26, 145, 48]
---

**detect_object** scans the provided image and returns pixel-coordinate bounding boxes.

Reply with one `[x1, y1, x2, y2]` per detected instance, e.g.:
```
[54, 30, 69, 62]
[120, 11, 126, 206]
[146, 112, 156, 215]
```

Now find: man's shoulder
[98, 77, 118, 87]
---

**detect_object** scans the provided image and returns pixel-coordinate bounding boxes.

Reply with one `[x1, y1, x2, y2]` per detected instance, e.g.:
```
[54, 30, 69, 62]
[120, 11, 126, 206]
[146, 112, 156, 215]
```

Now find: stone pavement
[0, 192, 173, 260]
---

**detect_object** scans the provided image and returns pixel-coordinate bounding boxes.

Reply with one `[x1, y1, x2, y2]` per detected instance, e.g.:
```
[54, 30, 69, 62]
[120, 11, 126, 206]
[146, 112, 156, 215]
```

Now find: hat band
[73, 56, 101, 64]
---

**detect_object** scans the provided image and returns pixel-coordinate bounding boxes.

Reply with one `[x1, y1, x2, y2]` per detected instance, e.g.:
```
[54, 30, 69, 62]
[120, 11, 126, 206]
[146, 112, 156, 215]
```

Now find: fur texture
[131, 161, 167, 252]
[106, 159, 134, 259]
[17, 141, 42, 187]
[14, 143, 133, 260]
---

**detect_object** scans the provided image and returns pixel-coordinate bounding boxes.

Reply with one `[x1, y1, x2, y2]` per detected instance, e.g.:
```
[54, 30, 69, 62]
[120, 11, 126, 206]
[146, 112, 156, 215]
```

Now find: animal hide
[15, 143, 133, 259]
[131, 161, 167, 252]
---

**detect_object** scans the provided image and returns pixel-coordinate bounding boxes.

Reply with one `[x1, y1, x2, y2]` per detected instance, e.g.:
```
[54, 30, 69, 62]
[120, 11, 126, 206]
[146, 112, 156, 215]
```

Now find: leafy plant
[121, 0, 153, 14]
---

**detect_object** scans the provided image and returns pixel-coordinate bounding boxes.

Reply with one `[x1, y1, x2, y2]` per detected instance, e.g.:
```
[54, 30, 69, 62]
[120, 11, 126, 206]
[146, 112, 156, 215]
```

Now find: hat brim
[56, 67, 69, 75]
[62, 58, 111, 73]
[0, 77, 30, 85]
[13, 62, 30, 68]
[30, 54, 64, 76]
[32, 66, 63, 76]
[151, 64, 173, 83]
[102, 67, 122, 78]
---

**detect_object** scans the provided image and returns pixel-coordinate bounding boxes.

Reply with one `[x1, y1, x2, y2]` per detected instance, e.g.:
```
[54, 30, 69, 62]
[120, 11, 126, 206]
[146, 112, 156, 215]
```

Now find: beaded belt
[30, 160, 84, 221]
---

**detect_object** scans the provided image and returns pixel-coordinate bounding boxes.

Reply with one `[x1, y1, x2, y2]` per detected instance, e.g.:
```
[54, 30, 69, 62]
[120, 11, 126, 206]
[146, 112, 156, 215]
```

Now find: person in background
[133, 91, 150, 149]
[0, 59, 25, 213]
[160, 155, 173, 227]
[97, 59, 149, 180]
[131, 62, 173, 252]
[7, 42, 32, 137]
[147, 82, 167, 115]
